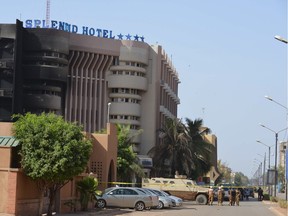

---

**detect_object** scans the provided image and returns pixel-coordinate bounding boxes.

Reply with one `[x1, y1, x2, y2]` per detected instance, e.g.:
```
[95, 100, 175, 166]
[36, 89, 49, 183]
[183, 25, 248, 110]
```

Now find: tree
[217, 160, 233, 183]
[116, 124, 144, 182]
[234, 173, 243, 186]
[234, 172, 249, 186]
[185, 118, 213, 180]
[278, 165, 285, 192]
[149, 117, 191, 177]
[12, 113, 92, 216]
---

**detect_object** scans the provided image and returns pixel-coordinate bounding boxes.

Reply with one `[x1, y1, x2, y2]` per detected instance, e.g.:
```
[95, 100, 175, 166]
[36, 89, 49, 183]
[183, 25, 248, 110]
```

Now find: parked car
[138, 188, 173, 209]
[96, 187, 156, 211]
[133, 188, 159, 208]
[162, 191, 183, 207]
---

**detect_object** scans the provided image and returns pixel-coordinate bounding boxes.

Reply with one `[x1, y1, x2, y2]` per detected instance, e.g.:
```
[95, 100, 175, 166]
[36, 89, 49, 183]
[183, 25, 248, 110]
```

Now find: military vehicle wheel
[196, 194, 208, 205]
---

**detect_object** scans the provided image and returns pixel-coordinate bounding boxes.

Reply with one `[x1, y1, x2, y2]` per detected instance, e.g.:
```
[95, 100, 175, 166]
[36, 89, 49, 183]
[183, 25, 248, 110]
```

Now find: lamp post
[274, 35, 288, 200]
[257, 140, 273, 195]
[107, 102, 111, 123]
[259, 124, 288, 197]
[257, 140, 272, 169]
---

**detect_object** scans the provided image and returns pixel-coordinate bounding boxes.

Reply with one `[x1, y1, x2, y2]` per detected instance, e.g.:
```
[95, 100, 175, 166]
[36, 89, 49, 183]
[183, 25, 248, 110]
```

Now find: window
[123, 189, 138, 195]
[110, 189, 123, 195]
[113, 57, 119, 65]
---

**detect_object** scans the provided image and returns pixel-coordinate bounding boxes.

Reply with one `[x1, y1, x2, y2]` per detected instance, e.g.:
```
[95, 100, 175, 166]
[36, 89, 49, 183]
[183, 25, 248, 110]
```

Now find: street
[59, 197, 287, 216]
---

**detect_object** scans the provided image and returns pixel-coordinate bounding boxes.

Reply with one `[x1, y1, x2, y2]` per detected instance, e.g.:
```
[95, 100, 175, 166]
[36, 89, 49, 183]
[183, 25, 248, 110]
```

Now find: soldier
[257, 187, 263, 201]
[217, 186, 223, 206]
[235, 188, 241, 206]
[208, 186, 214, 205]
[229, 188, 236, 206]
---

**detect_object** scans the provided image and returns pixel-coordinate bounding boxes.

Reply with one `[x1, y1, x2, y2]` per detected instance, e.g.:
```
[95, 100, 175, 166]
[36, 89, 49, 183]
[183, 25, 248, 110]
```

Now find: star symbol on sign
[140, 36, 145, 42]
[117, 34, 123, 40]
[126, 34, 132, 40]
[134, 34, 139, 41]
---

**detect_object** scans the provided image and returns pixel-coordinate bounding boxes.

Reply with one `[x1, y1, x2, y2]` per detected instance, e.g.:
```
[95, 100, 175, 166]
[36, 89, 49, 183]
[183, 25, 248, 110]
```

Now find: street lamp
[257, 140, 273, 169]
[265, 95, 288, 110]
[107, 102, 111, 123]
[274, 35, 288, 200]
[257, 140, 273, 196]
[274, 35, 288, 44]
[259, 124, 288, 196]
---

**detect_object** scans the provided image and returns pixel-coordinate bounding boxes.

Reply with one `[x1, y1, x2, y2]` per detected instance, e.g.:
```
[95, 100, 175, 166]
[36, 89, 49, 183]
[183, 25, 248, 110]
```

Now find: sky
[2, 0, 287, 178]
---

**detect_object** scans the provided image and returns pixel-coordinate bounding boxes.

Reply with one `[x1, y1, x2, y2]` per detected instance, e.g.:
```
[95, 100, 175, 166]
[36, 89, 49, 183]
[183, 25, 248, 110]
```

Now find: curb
[268, 206, 286, 216]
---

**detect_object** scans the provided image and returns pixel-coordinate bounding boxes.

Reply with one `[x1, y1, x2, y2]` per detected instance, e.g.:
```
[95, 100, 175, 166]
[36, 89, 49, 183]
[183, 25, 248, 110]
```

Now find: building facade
[0, 20, 180, 168]
[203, 134, 221, 185]
[0, 122, 118, 215]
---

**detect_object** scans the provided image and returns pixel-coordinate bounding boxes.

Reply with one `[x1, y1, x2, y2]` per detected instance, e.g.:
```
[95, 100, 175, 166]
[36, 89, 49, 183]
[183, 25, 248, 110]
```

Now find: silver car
[134, 188, 159, 208]
[162, 191, 183, 207]
[143, 188, 174, 209]
[96, 187, 155, 211]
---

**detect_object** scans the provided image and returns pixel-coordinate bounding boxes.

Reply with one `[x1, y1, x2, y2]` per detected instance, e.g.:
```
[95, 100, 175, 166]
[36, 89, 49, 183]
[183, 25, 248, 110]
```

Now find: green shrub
[263, 194, 270, 200]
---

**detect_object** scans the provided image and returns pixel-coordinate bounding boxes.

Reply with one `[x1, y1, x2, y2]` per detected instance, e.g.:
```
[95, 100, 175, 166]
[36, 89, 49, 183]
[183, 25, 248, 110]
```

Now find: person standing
[257, 187, 263, 201]
[235, 188, 241, 206]
[217, 187, 223, 206]
[229, 188, 236, 206]
[208, 186, 214, 205]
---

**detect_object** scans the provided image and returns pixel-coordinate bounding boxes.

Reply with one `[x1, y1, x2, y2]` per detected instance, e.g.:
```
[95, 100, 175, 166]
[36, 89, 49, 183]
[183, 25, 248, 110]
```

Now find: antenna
[46, 0, 51, 27]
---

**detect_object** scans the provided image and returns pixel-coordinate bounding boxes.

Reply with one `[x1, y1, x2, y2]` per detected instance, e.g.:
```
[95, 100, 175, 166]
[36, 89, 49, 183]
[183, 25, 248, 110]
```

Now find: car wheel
[96, 199, 106, 208]
[196, 194, 208, 205]
[135, 201, 145, 211]
[157, 201, 164, 209]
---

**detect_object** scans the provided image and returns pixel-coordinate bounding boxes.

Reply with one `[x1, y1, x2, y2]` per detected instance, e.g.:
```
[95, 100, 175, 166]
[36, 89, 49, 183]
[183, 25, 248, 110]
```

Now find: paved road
[58, 198, 287, 216]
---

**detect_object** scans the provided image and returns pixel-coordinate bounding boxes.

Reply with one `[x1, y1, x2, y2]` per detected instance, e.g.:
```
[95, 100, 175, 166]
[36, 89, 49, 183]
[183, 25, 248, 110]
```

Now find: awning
[0, 136, 19, 147]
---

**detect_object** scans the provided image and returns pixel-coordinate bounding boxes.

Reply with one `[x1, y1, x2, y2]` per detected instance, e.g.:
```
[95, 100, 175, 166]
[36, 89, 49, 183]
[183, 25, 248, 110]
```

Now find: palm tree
[185, 118, 214, 180]
[116, 124, 144, 182]
[149, 117, 191, 177]
[76, 176, 101, 211]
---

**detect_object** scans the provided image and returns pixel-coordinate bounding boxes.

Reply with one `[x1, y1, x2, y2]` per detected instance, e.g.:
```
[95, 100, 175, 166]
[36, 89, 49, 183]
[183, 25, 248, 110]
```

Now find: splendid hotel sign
[25, 19, 145, 42]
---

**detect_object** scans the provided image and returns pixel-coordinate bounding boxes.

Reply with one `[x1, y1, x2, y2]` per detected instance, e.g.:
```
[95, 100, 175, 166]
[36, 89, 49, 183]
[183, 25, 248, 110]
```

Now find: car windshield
[162, 191, 170, 196]
[151, 190, 164, 196]
[104, 187, 115, 194]
[136, 188, 152, 195]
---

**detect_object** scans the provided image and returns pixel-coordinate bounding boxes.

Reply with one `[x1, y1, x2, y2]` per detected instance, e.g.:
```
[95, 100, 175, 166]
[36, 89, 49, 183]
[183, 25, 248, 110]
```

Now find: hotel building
[0, 20, 180, 170]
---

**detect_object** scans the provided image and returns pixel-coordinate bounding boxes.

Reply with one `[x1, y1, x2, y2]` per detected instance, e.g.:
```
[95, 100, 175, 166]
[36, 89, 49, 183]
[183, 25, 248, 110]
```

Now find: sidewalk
[263, 200, 287, 216]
